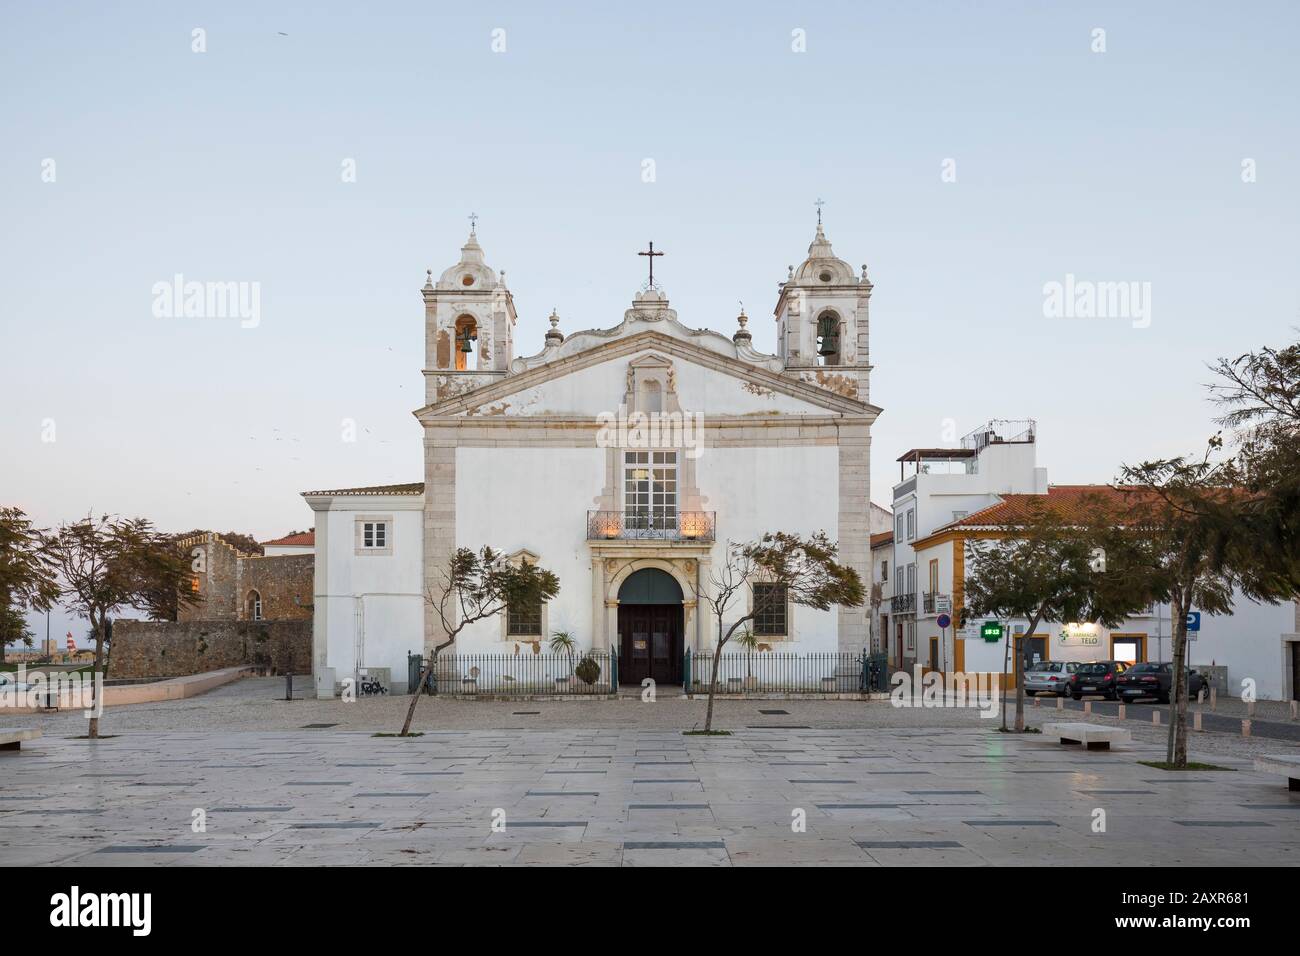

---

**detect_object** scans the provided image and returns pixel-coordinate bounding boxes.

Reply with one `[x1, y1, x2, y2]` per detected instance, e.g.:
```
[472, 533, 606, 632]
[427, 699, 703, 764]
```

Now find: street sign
[936, 596, 952, 615]
[937, 613, 951, 629]
[980, 621, 1003, 642]
[1186, 611, 1201, 632]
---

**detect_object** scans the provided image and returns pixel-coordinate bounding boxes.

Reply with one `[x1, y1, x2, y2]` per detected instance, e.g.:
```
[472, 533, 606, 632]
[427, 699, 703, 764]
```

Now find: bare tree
[694, 532, 864, 733]
[399, 547, 559, 736]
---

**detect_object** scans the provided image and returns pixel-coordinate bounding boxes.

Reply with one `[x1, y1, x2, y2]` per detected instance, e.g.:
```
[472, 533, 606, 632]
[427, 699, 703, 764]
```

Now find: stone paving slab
[1, 725, 1298, 866]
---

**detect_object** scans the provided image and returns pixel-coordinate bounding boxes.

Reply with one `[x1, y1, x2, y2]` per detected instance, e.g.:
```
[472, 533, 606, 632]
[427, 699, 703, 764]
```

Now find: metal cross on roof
[468, 212, 478, 234]
[814, 198, 825, 226]
[638, 241, 664, 287]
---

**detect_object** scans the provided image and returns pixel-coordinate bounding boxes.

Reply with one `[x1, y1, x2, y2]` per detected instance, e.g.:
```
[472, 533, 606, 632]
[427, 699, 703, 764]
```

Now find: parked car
[1115, 662, 1209, 703]
[0, 672, 33, 697]
[1068, 661, 1130, 700]
[1023, 661, 1078, 697]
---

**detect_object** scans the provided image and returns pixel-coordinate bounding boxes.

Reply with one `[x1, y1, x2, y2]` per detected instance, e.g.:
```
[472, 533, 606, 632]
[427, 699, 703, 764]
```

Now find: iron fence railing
[407, 650, 617, 696]
[684, 650, 874, 695]
[890, 592, 915, 614]
[586, 510, 716, 542]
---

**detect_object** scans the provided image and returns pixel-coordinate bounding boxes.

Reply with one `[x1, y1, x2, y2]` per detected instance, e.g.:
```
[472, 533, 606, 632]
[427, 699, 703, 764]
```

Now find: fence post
[683, 648, 691, 694]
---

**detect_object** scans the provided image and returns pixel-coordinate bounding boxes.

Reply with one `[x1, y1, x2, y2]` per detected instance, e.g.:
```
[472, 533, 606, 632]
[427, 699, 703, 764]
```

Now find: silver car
[1023, 661, 1078, 697]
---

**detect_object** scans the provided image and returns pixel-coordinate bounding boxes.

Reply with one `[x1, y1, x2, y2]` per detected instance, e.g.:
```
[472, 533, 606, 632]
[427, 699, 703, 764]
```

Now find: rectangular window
[362, 521, 387, 549]
[507, 597, 542, 636]
[624, 450, 677, 530]
[753, 582, 788, 636]
[906, 509, 916, 541]
[881, 562, 888, 582]
[929, 559, 939, 595]
[906, 563, 915, 597]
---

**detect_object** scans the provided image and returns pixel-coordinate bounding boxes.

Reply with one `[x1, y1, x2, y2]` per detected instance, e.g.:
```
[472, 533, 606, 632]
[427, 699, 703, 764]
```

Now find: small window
[753, 583, 788, 636]
[362, 521, 387, 549]
[506, 597, 542, 637]
[906, 509, 916, 541]
[247, 590, 263, 621]
[190, 575, 200, 593]
[881, 562, 888, 582]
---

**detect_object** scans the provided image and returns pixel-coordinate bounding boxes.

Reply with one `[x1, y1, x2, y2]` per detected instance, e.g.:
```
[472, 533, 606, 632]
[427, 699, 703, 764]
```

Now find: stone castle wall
[110, 619, 311, 679]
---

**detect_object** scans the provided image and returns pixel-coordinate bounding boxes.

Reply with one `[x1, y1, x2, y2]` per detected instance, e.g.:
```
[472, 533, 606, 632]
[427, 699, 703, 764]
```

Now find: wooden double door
[618, 604, 683, 685]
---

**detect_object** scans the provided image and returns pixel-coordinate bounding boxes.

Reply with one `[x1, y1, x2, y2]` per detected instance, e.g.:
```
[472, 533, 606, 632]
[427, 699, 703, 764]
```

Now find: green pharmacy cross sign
[980, 621, 1003, 642]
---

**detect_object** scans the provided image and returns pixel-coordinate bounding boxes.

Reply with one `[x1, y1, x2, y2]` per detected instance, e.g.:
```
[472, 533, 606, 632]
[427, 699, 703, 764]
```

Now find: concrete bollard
[1056, 697, 1064, 711]
[1243, 719, 1252, 738]
[1033, 696, 1040, 708]
[1194, 712, 1203, 732]
[1117, 704, 1126, 720]
[1292, 700, 1298, 721]
[1210, 687, 1217, 712]
[1152, 710, 1160, 726]
[1084, 701, 1092, 715]
[1247, 701, 1256, 718]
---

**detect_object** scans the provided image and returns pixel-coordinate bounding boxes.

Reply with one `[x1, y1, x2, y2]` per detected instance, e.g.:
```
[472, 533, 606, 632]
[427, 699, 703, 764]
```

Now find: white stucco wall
[447, 443, 844, 654]
[310, 498, 424, 693]
[467, 352, 831, 419]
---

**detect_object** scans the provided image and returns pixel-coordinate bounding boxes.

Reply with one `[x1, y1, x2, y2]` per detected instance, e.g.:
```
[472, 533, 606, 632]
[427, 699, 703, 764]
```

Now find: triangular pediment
[414, 330, 878, 422]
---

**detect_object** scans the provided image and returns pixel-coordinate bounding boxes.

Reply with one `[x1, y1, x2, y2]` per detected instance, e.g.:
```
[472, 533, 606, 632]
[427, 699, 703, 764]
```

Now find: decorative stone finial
[544, 308, 564, 345]
[787, 264, 794, 280]
[424, 268, 433, 290]
[733, 304, 752, 345]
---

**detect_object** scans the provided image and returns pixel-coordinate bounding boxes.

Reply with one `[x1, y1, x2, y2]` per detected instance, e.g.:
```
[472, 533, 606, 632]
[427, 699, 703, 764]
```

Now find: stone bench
[0, 727, 42, 751]
[1253, 755, 1300, 792]
[1042, 722, 1131, 751]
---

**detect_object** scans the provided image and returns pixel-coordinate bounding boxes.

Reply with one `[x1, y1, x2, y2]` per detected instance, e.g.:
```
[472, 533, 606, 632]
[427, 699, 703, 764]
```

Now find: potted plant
[549, 631, 577, 687]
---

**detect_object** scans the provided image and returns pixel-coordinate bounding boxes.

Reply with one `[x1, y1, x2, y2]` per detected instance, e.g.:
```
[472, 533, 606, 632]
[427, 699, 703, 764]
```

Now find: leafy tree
[0, 507, 61, 663]
[961, 497, 1148, 732]
[400, 547, 560, 735]
[1208, 339, 1300, 599]
[1109, 449, 1241, 767]
[695, 532, 864, 733]
[45, 515, 198, 738]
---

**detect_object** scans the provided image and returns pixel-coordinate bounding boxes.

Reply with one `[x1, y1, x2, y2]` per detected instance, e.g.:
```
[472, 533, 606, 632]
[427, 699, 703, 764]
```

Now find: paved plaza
[3, 684, 1299, 866]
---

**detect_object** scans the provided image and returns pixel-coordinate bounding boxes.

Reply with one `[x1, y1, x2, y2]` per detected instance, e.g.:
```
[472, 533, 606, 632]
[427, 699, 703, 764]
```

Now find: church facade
[305, 223, 880, 694]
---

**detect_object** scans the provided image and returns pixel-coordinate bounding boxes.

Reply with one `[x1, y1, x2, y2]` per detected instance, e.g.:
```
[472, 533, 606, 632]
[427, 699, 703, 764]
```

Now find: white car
[1023, 661, 1078, 697]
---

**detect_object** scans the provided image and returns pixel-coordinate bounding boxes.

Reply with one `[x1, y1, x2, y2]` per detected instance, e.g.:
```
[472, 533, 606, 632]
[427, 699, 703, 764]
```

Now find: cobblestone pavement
[2, 679, 1299, 866]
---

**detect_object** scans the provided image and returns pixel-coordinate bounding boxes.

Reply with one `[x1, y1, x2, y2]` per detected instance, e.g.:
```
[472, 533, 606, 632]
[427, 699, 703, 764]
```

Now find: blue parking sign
[1186, 611, 1201, 631]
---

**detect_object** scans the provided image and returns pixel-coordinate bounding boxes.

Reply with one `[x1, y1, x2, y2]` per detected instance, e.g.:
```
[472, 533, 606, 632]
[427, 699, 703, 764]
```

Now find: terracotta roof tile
[262, 531, 315, 547]
[935, 485, 1146, 533]
[301, 482, 425, 497]
[870, 531, 894, 548]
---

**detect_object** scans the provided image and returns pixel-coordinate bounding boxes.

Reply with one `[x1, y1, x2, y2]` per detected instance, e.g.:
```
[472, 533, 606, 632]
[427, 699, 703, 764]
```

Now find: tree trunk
[400, 646, 443, 737]
[88, 615, 104, 739]
[707, 624, 728, 738]
[1000, 628, 1011, 731]
[1012, 611, 1043, 733]
[1168, 594, 1190, 767]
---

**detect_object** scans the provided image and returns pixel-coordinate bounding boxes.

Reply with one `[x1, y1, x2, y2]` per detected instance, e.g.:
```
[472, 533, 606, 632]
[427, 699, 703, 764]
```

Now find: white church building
[304, 223, 880, 694]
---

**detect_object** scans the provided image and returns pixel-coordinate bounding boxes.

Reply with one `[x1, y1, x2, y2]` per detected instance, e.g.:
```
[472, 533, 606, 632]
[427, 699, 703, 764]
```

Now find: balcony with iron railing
[587, 510, 716, 543]
[922, 591, 936, 614]
[890, 592, 915, 614]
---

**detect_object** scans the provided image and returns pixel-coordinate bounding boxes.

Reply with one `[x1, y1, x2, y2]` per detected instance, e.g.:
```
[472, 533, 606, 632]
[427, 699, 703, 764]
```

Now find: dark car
[1115, 662, 1209, 703]
[1068, 660, 1129, 700]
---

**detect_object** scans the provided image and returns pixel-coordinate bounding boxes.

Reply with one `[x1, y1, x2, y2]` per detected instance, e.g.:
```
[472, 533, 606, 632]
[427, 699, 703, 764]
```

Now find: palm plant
[549, 630, 578, 678]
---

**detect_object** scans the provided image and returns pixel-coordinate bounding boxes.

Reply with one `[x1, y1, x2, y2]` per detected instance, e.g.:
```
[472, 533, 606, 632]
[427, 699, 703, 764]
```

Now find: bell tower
[773, 218, 873, 402]
[422, 222, 517, 405]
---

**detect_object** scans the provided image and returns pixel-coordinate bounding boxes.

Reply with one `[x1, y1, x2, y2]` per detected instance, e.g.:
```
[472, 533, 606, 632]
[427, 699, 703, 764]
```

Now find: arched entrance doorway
[617, 567, 684, 685]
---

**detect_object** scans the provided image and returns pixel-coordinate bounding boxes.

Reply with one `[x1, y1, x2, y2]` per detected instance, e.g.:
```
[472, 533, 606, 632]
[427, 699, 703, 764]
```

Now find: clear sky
[2, 1, 1297, 642]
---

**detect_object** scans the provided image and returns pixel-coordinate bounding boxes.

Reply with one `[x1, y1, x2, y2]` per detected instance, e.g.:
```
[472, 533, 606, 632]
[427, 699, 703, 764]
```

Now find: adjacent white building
[305, 222, 881, 694]
[894, 424, 1300, 701]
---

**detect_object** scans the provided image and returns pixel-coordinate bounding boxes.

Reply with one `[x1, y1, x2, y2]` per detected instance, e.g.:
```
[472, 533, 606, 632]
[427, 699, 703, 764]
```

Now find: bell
[457, 326, 477, 353]
[816, 315, 839, 356]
